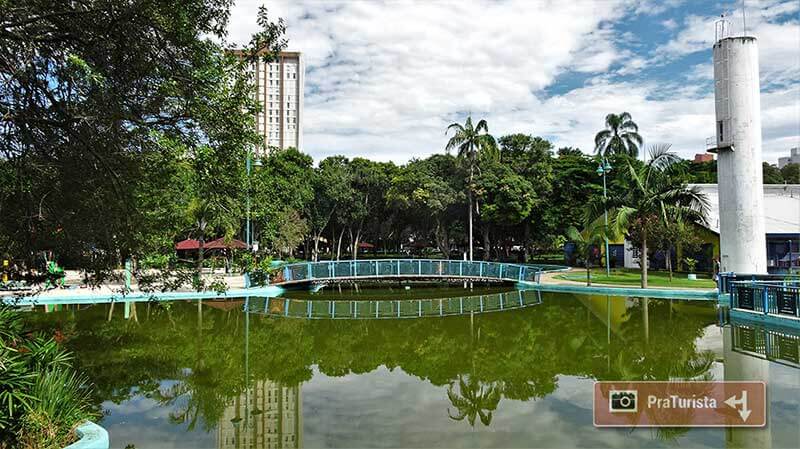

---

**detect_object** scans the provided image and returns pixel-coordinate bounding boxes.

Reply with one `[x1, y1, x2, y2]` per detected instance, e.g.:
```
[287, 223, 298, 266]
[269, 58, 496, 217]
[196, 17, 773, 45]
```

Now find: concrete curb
[2, 286, 286, 306]
[63, 421, 108, 449]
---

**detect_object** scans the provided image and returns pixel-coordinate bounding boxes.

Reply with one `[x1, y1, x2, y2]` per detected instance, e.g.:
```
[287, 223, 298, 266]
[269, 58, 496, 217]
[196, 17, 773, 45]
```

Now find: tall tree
[445, 116, 497, 260]
[597, 144, 709, 288]
[0, 1, 281, 282]
[594, 112, 643, 158]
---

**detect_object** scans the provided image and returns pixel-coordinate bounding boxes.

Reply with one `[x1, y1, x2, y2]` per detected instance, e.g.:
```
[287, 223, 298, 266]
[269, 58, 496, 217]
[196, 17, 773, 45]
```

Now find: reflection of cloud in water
[300, 367, 728, 448]
[101, 389, 216, 449]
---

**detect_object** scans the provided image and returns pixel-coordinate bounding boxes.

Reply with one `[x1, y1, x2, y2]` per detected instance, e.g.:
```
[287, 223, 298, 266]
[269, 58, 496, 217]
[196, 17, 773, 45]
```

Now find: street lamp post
[245, 150, 262, 251]
[246, 152, 252, 250]
[596, 159, 612, 277]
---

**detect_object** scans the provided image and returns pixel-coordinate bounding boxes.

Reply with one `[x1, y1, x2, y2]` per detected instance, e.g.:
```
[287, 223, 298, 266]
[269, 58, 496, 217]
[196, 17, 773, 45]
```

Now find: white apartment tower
[252, 52, 304, 155]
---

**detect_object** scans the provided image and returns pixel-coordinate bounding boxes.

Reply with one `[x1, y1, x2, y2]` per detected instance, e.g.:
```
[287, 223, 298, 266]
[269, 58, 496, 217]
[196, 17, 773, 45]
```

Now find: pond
[24, 284, 800, 449]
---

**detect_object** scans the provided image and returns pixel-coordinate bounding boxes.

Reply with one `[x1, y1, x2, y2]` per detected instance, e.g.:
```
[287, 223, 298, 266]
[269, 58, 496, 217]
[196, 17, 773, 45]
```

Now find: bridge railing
[730, 279, 800, 318]
[269, 259, 567, 286]
[245, 289, 543, 319]
[718, 272, 800, 294]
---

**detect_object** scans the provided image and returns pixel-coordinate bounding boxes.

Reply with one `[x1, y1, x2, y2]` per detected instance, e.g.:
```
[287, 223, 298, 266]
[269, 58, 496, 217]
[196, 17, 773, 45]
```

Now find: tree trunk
[523, 223, 531, 263]
[352, 228, 361, 261]
[586, 262, 591, 286]
[468, 190, 474, 261]
[666, 247, 673, 281]
[313, 234, 320, 262]
[640, 228, 648, 288]
[336, 227, 345, 260]
[482, 226, 490, 261]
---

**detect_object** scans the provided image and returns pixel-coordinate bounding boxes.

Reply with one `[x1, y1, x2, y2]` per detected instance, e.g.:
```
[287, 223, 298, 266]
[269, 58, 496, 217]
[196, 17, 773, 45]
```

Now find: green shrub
[0, 306, 98, 448]
[16, 367, 97, 449]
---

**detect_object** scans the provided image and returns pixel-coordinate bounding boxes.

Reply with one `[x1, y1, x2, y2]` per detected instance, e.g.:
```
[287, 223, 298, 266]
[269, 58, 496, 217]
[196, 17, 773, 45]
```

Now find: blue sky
[228, 0, 799, 163]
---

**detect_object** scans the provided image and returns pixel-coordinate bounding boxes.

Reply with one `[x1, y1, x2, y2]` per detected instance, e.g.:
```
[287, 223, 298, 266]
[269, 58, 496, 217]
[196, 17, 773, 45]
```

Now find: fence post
[307, 301, 312, 318]
[376, 301, 380, 318]
[397, 300, 401, 318]
[284, 266, 291, 282]
[329, 262, 333, 278]
[480, 296, 484, 312]
[397, 260, 400, 275]
[284, 299, 290, 316]
[307, 263, 313, 280]
[439, 299, 443, 316]
[479, 262, 484, 277]
[418, 300, 422, 317]
[500, 293, 504, 310]
[418, 260, 422, 275]
[459, 261, 463, 277]
[762, 287, 769, 315]
[459, 297, 463, 314]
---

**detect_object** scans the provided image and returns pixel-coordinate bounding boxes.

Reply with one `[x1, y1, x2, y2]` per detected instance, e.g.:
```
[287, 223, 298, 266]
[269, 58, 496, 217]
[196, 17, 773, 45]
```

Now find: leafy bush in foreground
[0, 306, 97, 448]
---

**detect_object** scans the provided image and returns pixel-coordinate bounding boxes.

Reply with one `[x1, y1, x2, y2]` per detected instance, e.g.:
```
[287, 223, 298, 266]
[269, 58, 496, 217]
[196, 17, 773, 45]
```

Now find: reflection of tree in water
[25, 294, 718, 440]
[447, 375, 501, 427]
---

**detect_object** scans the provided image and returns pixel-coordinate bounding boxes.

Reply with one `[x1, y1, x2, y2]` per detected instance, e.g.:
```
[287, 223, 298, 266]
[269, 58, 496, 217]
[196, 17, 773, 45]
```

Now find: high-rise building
[249, 51, 304, 156]
[778, 147, 799, 169]
[218, 380, 303, 449]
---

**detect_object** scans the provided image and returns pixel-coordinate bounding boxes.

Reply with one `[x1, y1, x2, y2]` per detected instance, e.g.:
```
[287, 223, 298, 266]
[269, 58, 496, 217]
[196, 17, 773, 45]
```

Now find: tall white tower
[711, 23, 767, 274]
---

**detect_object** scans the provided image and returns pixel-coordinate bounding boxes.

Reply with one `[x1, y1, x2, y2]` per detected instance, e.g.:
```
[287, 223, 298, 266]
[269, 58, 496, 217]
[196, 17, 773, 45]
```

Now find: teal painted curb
[63, 421, 108, 449]
[730, 309, 800, 330]
[2, 285, 285, 306]
[520, 282, 718, 300]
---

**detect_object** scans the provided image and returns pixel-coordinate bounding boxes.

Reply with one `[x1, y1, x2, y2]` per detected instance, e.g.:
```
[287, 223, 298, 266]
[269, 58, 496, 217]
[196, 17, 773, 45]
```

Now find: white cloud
[227, 0, 799, 165]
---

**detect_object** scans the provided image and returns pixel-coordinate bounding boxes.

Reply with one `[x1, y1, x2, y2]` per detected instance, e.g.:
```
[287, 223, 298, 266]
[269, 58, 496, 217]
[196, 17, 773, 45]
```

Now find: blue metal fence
[730, 280, 800, 318]
[245, 289, 544, 319]
[268, 259, 567, 286]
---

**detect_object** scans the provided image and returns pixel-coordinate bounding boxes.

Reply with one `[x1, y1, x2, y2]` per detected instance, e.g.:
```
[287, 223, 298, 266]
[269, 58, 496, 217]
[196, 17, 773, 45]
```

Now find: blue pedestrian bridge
[267, 259, 569, 287]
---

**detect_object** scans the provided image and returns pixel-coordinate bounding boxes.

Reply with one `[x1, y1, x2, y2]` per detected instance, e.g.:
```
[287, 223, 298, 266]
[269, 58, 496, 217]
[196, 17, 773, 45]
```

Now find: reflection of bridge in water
[246, 289, 543, 319]
[730, 321, 800, 369]
[268, 259, 567, 287]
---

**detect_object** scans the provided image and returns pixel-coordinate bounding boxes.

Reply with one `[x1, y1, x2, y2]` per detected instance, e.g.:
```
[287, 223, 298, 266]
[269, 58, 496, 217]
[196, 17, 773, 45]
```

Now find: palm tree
[445, 116, 497, 260]
[447, 375, 502, 427]
[598, 144, 708, 288]
[594, 112, 643, 158]
[566, 223, 608, 286]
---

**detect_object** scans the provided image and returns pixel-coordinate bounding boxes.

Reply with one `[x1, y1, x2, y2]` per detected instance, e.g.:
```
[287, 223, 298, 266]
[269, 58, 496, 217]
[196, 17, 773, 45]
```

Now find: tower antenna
[742, 0, 747, 35]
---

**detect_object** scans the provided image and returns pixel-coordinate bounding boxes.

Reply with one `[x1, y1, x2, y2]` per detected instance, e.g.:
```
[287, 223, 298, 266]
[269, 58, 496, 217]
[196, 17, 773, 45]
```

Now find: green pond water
[25, 284, 800, 449]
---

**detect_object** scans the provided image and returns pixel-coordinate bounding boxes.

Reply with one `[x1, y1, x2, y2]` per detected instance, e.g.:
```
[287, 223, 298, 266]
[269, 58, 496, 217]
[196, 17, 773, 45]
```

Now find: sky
[226, 0, 800, 164]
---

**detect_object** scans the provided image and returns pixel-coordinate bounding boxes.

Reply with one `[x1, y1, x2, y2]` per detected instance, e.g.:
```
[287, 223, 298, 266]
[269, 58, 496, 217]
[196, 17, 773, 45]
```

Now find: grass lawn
[555, 268, 717, 289]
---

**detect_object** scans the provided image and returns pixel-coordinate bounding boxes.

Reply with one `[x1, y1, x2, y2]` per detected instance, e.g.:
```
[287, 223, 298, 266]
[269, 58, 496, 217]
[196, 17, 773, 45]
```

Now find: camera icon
[609, 390, 638, 413]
